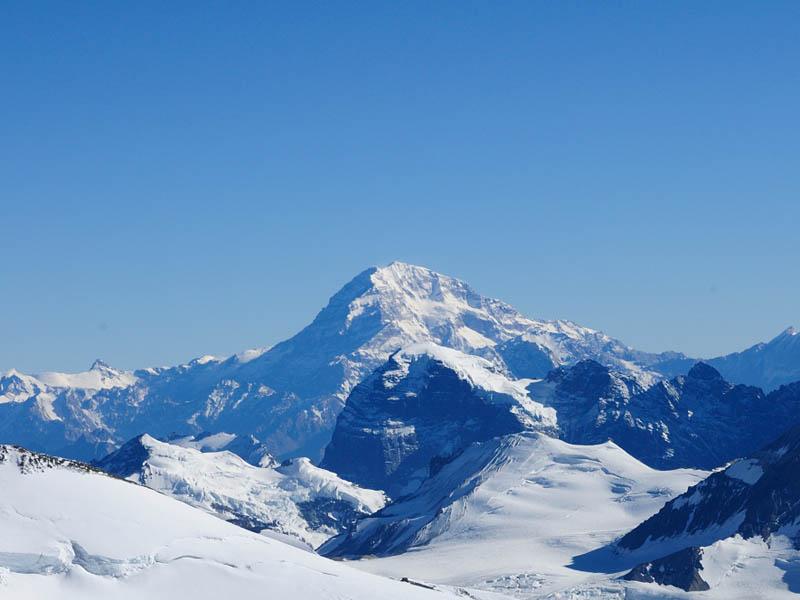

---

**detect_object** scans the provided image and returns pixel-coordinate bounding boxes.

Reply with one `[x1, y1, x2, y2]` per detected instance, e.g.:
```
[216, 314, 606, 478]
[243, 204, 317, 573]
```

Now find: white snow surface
[0, 445, 457, 600]
[233, 347, 269, 363]
[35, 360, 137, 390]
[693, 534, 800, 599]
[571, 534, 800, 599]
[346, 432, 706, 597]
[0, 370, 59, 419]
[168, 432, 238, 452]
[125, 435, 386, 548]
[335, 262, 665, 401]
[0, 369, 48, 404]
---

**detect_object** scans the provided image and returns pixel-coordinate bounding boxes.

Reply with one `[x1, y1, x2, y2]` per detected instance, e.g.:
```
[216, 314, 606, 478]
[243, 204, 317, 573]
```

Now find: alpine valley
[3, 262, 800, 599]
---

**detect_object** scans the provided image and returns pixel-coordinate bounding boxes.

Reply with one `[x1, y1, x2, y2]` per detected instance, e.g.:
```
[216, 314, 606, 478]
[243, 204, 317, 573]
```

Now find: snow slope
[537, 422, 800, 598]
[35, 359, 138, 390]
[166, 431, 277, 466]
[0, 444, 460, 600]
[95, 434, 386, 548]
[323, 432, 705, 598]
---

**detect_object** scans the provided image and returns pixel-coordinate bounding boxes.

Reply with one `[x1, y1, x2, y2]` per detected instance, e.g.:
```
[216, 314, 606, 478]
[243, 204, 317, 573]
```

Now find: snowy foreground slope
[324, 432, 706, 598]
[95, 434, 386, 548]
[0, 445, 460, 600]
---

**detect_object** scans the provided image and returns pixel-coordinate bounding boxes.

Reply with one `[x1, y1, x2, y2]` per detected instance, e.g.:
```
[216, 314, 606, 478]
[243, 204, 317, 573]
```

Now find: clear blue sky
[2, 2, 798, 373]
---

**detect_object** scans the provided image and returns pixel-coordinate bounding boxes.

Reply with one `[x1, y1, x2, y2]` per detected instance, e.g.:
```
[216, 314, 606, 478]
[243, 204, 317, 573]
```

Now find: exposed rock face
[528, 359, 645, 442]
[618, 422, 800, 553]
[529, 360, 800, 470]
[624, 546, 710, 591]
[320, 344, 556, 496]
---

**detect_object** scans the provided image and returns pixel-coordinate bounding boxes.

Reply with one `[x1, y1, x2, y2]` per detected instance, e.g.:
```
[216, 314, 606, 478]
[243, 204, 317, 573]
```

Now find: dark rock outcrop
[619, 421, 800, 553]
[529, 360, 800, 470]
[321, 346, 555, 497]
[624, 546, 710, 591]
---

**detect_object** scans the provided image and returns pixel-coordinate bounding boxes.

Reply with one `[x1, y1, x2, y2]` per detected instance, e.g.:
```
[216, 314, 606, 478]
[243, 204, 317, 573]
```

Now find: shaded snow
[725, 459, 764, 485]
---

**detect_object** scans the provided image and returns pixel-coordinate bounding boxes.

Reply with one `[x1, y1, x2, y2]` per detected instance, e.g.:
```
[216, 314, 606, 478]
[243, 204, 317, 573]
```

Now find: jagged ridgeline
[1, 262, 798, 469]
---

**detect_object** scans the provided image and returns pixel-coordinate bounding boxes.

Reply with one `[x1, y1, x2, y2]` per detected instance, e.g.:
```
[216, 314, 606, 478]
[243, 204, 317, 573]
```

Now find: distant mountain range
[529, 360, 800, 469]
[3, 261, 800, 599]
[0, 262, 797, 467]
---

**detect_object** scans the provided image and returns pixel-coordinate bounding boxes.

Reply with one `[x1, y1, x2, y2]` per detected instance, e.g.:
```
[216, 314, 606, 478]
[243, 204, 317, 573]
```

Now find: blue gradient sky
[2, 2, 799, 372]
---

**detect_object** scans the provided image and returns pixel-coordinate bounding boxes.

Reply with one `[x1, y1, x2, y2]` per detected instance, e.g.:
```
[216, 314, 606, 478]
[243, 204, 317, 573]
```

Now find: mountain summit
[0, 262, 669, 462]
[706, 325, 800, 390]
[1, 262, 795, 465]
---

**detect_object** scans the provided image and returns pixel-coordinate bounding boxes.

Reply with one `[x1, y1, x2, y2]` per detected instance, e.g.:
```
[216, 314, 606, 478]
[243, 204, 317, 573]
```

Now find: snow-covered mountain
[705, 326, 800, 392]
[320, 343, 557, 496]
[35, 359, 139, 390]
[601, 421, 800, 596]
[166, 430, 277, 466]
[3, 262, 798, 469]
[0, 444, 462, 600]
[0, 262, 675, 463]
[0, 360, 142, 460]
[94, 434, 386, 548]
[322, 432, 705, 597]
[0, 369, 51, 405]
[647, 327, 800, 392]
[497, 322, 680, 386]
[528, 360, 800, 470]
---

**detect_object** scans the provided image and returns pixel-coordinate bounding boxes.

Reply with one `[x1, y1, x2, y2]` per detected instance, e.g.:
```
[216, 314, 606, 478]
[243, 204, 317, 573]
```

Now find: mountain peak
[381, 260, 429, 272]
[369, 261, 468, 298]
[686, 362, 723, 381]
[90, 359, 111, 371]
